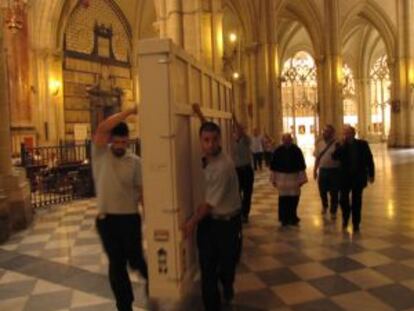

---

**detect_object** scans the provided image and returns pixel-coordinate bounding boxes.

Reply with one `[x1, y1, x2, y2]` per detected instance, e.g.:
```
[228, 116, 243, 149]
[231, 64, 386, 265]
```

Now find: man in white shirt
[251, 128, 264, 171]
[314, 125, 341, 219]
[92, 107, 148, 311]
[183, 105, 242, 311]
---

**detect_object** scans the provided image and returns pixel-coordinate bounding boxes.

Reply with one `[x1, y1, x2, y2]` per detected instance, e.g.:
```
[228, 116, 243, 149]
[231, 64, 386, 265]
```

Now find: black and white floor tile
[2, 144, 414, 310]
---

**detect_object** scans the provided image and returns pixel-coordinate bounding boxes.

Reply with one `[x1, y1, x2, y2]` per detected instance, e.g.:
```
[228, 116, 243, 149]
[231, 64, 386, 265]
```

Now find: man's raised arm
[192, 103, 207, 124]
[94, 106, 137, 147]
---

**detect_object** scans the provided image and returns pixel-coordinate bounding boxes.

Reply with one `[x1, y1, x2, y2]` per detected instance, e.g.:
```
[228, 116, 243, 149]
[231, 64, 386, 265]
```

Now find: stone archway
[341, 0, 397, 141]
[28, 0, 158, 144]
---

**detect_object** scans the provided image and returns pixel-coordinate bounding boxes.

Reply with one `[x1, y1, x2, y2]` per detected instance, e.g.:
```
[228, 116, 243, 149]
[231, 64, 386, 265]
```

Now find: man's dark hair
[199, 121, 221, 136]
[111, 122, 129, 137]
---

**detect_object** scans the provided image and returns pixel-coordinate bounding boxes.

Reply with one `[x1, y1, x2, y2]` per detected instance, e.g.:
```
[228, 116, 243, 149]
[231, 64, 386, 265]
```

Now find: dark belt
[210, 210, 241, 221]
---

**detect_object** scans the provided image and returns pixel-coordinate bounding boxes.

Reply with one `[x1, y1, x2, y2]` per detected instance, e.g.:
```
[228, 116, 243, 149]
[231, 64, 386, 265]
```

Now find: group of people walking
[313, 124, 375, 232]
[91, 105, 375, 311]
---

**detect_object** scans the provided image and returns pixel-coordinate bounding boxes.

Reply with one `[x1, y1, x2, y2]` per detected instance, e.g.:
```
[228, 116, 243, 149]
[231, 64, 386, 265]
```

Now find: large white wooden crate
[138, 38, 233, 300]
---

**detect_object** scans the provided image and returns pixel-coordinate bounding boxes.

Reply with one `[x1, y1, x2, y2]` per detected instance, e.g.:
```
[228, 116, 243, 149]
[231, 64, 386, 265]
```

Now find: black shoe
[116, 303, 133, 311]
[223, 286, 234, 304]
[290, 217, 301, 226]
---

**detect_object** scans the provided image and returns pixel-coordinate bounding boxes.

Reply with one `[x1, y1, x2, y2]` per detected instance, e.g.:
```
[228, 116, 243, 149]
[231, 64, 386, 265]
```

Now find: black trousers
[278, 195, 300, 225]
[339, 186, 364, 229]
[197, 215, 242, 311]
[252, 152, 263, 170]
[96, 214, 148, 311]
[236, 165, 254, 219]
[264, 151, 272, 167]
[318, 168, 340, 214]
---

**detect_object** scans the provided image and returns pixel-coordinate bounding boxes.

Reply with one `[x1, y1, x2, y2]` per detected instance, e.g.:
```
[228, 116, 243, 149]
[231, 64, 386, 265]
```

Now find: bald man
[332, 125, 375, 233]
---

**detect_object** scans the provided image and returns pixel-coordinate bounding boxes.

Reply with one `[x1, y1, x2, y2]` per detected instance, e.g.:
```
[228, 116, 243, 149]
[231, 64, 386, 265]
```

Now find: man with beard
[92, 107, 148, 311]
[270, 133, 307, 227]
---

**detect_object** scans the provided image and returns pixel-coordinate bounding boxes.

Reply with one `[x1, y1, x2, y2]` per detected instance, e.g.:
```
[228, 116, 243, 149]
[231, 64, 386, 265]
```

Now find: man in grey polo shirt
[233, 116, 254, 223]
[183, 106, 242, 311]
[92, 107, 148, 311]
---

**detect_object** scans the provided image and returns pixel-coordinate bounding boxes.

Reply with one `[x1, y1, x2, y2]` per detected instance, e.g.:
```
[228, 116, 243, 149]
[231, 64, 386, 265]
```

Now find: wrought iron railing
[19, 139, 140, 209]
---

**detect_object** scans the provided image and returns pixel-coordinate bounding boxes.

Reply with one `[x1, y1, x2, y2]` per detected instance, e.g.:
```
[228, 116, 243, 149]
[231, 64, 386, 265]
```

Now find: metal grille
[19, 139, 140, 209]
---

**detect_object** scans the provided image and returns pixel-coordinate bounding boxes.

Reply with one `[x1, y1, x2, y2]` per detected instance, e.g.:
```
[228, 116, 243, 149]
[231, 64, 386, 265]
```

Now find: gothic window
[342, 64, 358, 127]
[369, 55, 391, 137]
[281, 51, 318, 147]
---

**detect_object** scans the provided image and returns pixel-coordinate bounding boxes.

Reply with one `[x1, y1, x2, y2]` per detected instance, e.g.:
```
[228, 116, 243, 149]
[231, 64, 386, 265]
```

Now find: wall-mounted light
[49, 79, 62, 96]
[229, 33, 237, 43]
[409, 68, 414, 88]
[232, 72, 240, 80]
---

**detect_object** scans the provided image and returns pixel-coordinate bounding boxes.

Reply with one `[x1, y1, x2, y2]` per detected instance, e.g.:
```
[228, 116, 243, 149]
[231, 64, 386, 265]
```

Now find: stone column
[156, 0, 223, 73]
[0, 14, 12, 242]
[319, 0, 343, 132]
[315, 57, 327, 131]
[0, 20, 12, 176]
[211, 0, 223, 73]
[356, 77, 370, 139]
[272, 44, 283, 144]
[245, 43, 259, 129]
[0, 190, 8, 243]
[256, 40, 282, 141]
[389, 0, 414, 147]
[0, 10, 32, 238]
[158, 0, 184, 46]
[409, 0, 414, 146]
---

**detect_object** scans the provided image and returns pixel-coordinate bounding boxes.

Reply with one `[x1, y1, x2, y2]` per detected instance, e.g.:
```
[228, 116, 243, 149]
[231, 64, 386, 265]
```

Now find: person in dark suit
[332, 125, 375, 233]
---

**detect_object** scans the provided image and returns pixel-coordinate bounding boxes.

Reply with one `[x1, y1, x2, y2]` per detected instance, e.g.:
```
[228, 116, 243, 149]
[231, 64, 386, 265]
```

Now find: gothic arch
[29, 0, 66, 51]
[224, 0, 258, 44]
[30, 0, 155, 53]
[279, 22, 314, 64]
[275, 0, 324, 59]
[341, 0, 397, 61]
[282, 44, 315, 64]
[56, 0, 132, 52]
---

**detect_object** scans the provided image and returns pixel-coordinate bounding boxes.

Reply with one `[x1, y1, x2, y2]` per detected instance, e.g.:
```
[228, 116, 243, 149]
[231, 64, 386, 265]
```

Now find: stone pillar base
[0, 167, 32, 234]
[0, 191, 10, 243]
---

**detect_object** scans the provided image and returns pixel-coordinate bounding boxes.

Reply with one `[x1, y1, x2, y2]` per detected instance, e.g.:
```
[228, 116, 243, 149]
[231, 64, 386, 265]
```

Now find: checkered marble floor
[2, 144, 414, 310]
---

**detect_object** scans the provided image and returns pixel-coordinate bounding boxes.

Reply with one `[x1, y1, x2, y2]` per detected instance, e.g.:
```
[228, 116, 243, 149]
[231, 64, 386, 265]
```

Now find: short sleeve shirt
[92, 144, 142, 214]
[204, 152, 241, 216]
[250, 135, 264, 153]
[233, 135, 252, 167]
[314, 140, 340, 169]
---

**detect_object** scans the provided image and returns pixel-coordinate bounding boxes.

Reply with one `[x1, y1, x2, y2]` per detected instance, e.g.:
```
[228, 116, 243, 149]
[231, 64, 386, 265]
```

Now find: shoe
[242, 216, 249, 224]
[353, 226, 360, 233]
[290, 219, 300, 226]
[223, 286, 234, 304]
